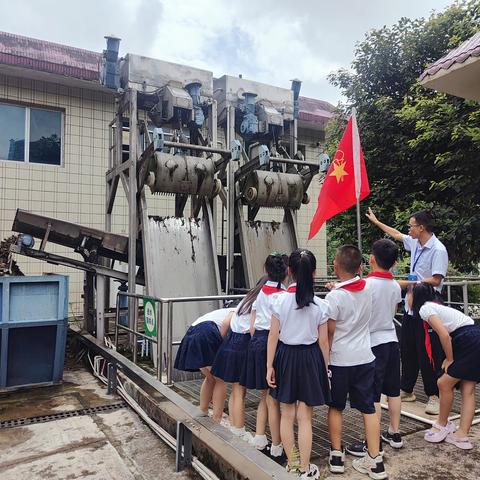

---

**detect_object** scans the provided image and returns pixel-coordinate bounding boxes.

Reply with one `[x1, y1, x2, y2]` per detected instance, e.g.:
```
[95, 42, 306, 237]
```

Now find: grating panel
[174, 380, 428, 462]
[0, 402, 126, 429]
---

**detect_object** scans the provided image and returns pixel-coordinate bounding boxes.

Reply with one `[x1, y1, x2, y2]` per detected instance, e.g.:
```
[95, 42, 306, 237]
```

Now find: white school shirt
[402, 234, 448, 314]
[254, 281, 287, 331]
[366, 276, 402, 347]
[191, 308, 236, 330]
[230, 303, 256, 334]
[325, 276, 375, 366]
[271, 284, 329, 345]
[419, 302, 474, 334]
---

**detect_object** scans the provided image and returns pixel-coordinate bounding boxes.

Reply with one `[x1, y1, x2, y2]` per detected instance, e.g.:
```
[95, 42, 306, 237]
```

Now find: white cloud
[0, 0, 453, 103]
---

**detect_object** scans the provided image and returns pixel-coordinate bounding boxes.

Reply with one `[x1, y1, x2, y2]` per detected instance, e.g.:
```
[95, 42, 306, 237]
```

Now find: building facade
[0, 31, 333, 313]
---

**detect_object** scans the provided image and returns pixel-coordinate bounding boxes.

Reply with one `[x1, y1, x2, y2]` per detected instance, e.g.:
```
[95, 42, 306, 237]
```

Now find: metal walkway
[174, 380, 430, 463]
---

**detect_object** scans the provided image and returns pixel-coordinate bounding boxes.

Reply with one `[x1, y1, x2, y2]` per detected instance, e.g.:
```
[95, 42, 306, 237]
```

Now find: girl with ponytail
[266, 249, 330, 479]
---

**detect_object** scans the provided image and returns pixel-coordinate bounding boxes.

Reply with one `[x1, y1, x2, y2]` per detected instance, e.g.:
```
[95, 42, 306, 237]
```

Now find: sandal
[445, 432, 473, 450]
[424, 421, 455, 443]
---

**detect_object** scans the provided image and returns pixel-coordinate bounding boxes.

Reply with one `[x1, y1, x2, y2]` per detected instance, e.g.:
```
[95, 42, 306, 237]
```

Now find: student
[346, 239, 403, 458]
[267, 249, 330, 480]
[211, 277, 267, 440]
[326, 245, 387, 480]
[174, 307, 235, 420]
[411, 283, 480, 450]
[240, 252, 288, 461]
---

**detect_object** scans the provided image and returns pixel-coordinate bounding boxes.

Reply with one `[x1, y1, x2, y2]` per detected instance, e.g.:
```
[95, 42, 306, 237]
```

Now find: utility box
[0, 275, 68, 391]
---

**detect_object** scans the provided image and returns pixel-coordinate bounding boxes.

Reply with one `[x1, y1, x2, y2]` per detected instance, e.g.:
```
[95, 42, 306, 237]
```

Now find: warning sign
[143, 297, 157, 337]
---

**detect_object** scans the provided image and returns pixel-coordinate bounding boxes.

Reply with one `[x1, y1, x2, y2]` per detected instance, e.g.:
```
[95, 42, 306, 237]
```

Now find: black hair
[335, 245, 362, 275]
[289, 248, 316, 309]
[264, 253, 288, 287]
[411, 283, 436, 320]
[237, 275, 268, 315]
[411, 210, 435, 233]
[371, 239, 398, 270]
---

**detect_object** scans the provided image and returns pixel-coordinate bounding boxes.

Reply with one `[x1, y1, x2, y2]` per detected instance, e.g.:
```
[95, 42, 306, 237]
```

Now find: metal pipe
[267, 157, 318, 169]
[163, 141, 230, 156]
[133, 295, 138, 364]
[115, 324, 157, 343]
[157, 300, 163, 381]
[117, 291, 244, 303]
[463, 282, 469, 314]
[166, 301, 174, 385]
[114, 293, 120, 349]
[128, 89, 138, 347]
[96, 274, 106, 341]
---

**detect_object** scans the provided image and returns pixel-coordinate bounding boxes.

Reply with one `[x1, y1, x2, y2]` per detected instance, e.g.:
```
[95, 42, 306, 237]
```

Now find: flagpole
[351, 108, 362, 253]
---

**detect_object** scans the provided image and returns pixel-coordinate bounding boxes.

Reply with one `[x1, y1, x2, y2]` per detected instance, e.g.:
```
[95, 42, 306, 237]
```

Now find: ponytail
[289, 249, 316, 309]
[237, 275, 268, 315]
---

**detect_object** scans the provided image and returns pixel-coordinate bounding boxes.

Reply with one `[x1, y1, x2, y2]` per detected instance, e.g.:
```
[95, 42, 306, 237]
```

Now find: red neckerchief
[338, 278, 366, 292]
[366, 271, 394, 280]
[262, 285, 285, 295]
[287, 284, 296, 293]
[423, 301, 441, 370]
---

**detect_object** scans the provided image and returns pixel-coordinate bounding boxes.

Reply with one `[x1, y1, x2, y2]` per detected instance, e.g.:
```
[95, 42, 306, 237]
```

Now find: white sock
[270, 443, 283, 457]
[230, 426, 246, 436]
[388, 427, 399, 435]
[253, 434, 268, 449]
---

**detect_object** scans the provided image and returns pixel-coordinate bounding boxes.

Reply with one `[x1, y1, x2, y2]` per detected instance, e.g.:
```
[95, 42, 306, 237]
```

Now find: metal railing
[114, 292, 245, 385]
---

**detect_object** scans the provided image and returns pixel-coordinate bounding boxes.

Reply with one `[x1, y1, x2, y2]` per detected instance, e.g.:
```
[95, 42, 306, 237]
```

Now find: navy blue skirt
[269, 341, 331, 406]
[174, 321, 222, 372]
[240, 329, 269, 390]
[448, 325, 480, 382]
[211, 331, 250, 383]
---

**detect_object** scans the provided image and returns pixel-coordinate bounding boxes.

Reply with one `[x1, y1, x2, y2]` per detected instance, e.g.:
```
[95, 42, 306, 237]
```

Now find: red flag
[308, 114, 370, 240]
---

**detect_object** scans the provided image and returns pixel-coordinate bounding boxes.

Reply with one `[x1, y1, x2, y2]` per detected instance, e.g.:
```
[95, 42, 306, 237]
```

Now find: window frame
[0, 100, 65, 167]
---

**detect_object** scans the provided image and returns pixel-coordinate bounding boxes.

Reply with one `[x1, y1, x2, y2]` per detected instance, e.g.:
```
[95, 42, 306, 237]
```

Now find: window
[0, 103, 63, 166]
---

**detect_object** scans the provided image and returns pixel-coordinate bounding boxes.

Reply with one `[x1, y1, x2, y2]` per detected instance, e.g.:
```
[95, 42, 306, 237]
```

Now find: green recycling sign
[144, 297, 157, 337]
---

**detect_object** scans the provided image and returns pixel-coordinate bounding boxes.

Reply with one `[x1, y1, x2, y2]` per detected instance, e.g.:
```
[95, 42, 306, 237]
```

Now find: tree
[325, 0, 480, 271]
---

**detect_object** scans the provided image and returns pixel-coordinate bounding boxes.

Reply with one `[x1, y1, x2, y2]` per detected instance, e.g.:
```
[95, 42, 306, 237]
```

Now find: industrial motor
[146, 152, 221, 197]
[242, 170, 307, 209]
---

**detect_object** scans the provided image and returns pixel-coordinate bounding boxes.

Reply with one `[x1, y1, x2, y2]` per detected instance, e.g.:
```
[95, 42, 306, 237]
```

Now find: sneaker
[425, 396, 440, 415]
[270, 444, 287, 466]
[346, 440, 384, 457]
[400, 390, 416, 402]
[299, 463, 320, 479]
[328, 448, 345, 474]
[424, 421, 456, 443]
[286, 445, 301, 474]
[352, 454, 388, 479]
[381, 430, 403, 449]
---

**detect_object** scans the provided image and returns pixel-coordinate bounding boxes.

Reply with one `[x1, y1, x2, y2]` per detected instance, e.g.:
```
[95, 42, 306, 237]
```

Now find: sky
[0, 0, 454, 104]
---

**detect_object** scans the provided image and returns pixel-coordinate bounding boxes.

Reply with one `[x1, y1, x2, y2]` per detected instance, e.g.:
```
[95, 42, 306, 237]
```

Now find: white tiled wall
[0, 73, 326, 315]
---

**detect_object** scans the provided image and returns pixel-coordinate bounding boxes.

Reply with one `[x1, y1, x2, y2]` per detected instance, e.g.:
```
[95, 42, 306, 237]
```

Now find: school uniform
[401, 234, 448, 397]
[240, 281, 286, 390]
[269, 284, 331, 406]
[420, 302, 480, 382]
[366, 272, 402, 402]
[211, 305, 253, 383]
[325, 276, 376, 414]
[174, 308, 235, 372]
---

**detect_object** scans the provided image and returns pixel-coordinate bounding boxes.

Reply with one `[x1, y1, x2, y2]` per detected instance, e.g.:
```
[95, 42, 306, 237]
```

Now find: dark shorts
[448, 325, 480, 382]
[328, 361, 376, 414]
[372, 342, 401, 402]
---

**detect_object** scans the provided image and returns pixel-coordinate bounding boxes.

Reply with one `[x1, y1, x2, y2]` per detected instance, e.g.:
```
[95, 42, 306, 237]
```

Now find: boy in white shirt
[326, 245, 386, 480]
[346, 239, 403, 458]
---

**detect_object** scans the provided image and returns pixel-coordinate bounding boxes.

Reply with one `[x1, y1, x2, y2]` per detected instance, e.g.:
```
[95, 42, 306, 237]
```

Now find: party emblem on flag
[329, 151, 349, 183]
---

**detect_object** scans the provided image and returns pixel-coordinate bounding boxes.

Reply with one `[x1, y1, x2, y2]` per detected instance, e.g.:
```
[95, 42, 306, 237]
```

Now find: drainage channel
[0, 402, 126, 429]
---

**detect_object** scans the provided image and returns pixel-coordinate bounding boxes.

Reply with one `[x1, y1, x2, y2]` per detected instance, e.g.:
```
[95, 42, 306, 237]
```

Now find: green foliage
[326, 1, 480, 271]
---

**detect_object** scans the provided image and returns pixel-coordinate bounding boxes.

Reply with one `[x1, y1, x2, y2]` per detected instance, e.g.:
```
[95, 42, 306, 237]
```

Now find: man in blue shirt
[366, 209, 448, 415]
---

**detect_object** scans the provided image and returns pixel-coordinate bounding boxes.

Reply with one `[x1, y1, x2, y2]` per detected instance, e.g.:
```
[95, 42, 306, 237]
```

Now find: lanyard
[412, 245, 425, 272]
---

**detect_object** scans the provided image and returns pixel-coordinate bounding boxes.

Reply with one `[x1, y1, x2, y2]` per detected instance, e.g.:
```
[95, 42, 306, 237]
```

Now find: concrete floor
[0, 363, 198, 480]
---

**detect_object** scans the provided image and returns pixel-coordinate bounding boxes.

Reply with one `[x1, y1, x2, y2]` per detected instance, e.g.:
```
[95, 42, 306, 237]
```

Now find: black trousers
[400, 313, 444, 397]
